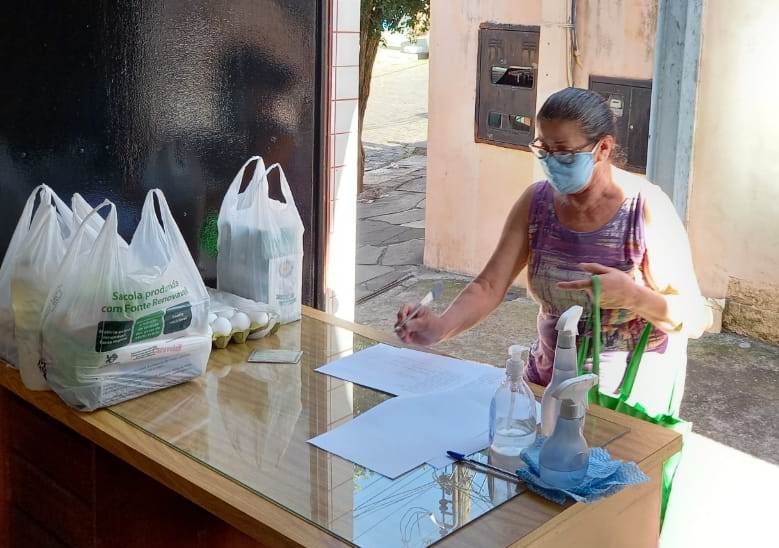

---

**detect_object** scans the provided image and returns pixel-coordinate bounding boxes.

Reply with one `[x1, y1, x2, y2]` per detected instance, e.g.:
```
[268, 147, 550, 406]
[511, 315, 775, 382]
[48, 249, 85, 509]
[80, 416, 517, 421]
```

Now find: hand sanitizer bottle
[538, 373, 599, 489]
[541, 305, 583, 436]
[489, 345, 537, 456]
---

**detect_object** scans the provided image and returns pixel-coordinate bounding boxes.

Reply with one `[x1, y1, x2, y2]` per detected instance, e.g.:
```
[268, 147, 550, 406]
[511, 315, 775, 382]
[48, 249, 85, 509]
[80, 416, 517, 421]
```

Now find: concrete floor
[360, 46, 779, 546]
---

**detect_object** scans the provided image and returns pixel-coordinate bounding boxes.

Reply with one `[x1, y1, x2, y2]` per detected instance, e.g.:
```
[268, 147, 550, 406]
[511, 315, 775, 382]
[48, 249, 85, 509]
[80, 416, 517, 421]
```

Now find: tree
[358, 0, 430, 193]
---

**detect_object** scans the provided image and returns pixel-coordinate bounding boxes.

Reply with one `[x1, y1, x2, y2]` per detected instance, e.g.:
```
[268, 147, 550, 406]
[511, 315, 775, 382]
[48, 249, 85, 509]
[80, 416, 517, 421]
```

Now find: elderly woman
[396, 86, 710, 432]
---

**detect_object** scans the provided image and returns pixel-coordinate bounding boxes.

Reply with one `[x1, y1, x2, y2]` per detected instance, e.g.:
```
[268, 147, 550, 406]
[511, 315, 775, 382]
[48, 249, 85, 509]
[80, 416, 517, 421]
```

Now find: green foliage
[361, 0, 430, 40]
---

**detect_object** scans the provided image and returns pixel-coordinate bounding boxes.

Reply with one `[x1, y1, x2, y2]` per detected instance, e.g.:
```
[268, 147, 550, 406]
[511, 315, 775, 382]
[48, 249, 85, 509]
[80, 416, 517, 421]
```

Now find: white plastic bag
[11, 187, 79, 389]
[217, 157, 304, 324]
[0, 185, 73, 368]
[41, 190, 211, 411]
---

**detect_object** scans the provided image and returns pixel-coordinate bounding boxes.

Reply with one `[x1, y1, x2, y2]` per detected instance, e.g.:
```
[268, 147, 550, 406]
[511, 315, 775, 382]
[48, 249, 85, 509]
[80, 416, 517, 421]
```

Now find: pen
[394, 282, 443, 333]
[447, 450, 521, 482]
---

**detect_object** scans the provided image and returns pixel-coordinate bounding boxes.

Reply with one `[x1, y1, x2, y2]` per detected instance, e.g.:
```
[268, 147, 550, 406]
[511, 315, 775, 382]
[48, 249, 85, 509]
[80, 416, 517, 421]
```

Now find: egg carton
[207, 288, 282, 349]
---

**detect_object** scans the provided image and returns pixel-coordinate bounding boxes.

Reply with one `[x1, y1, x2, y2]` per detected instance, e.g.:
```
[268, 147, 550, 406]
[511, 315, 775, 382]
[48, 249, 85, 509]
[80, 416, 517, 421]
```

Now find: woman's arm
[396, 184, 536, 345]
[639, 184, 712, 337]
[436, 185, 535, 340]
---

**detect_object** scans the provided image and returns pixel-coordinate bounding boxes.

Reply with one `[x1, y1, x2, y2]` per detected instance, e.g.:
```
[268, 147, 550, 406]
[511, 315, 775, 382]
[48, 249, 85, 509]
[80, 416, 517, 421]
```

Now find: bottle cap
[507, 345, 529, 379]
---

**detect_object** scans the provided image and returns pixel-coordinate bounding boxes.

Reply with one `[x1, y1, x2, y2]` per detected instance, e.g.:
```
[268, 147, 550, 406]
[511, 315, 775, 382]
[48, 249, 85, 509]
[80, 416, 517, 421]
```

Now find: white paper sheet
[309, 372, 502, 479]
[315, 343, 503, 397]
[425, 400, 543, 469]
[311, 344, 543, 478]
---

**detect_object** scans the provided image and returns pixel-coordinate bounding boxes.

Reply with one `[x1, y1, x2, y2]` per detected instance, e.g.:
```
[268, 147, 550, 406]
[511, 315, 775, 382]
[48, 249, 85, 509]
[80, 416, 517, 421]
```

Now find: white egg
[216, 308, 235, 319]
[212, 317, 232, 337]
[208, 312, 217, 324]
[230, 311, 251, 331]
[250, 310, 269, 326]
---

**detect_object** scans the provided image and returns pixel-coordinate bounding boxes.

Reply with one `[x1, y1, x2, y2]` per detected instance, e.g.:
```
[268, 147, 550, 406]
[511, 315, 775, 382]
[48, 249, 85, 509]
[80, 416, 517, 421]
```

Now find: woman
[396, 87, 710, 422]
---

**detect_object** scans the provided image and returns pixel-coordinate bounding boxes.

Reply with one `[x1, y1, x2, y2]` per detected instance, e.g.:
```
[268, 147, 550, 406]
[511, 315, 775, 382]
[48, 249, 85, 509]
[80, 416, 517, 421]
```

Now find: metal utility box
[589, 76, 652, 172]
[475, 23, 540, 149]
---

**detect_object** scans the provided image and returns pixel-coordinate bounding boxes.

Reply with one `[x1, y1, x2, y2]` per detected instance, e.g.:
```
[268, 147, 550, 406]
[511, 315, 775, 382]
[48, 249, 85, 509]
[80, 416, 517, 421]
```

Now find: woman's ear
[596, 135, 615, 162]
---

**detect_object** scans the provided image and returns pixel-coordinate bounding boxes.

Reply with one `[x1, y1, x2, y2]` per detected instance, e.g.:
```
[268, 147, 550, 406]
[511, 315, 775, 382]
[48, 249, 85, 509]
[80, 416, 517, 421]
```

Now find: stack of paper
[315, 343, 503, 396]
[309, 344, 529, 479]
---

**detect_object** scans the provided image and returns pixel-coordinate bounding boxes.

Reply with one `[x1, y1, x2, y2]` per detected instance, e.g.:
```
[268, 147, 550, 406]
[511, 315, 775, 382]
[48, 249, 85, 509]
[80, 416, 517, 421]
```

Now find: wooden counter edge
[0, 368, 349, 548]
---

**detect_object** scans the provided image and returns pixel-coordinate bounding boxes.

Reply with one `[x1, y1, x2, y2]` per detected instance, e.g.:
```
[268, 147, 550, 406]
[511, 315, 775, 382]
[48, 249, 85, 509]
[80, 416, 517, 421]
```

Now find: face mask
[538, 146, 598, 195]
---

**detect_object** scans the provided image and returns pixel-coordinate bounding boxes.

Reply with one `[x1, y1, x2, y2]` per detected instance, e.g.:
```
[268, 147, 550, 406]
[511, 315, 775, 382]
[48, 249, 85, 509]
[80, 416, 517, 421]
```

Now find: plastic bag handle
[67, 200, 116, 261]
[34, 184, 76, 234]
[42, 200, 115, 323]
[224, 156, 266, 202]
[261, 163, 297, 210]
[141, 189, 189, 249]
[140, 189, 203, 278]
[20, 185, 50, 230]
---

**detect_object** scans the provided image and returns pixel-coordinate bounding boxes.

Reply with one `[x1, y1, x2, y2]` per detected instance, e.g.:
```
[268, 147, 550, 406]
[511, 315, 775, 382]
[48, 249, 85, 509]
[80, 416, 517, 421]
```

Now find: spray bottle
[538, 373, 599, 489]
[540, 305, 583, 436]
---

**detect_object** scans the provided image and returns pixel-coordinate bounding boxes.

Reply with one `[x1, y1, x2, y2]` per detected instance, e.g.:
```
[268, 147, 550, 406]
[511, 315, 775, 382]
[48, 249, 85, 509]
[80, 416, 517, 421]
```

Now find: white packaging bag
[0, 185, 73, 369]
[41, 190, 211, 411]
[217, 157, 304, 324]
[11, 187, 79, 390]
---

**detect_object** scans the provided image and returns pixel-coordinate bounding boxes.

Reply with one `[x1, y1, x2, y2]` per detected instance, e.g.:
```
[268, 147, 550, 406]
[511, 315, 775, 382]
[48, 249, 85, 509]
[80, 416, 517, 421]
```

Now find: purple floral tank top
[525, 181, 667, 385]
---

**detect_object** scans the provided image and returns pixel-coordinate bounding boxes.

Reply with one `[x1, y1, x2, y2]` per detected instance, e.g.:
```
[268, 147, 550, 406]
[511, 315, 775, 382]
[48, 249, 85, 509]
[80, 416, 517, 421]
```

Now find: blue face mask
[538, 149, 597, 195]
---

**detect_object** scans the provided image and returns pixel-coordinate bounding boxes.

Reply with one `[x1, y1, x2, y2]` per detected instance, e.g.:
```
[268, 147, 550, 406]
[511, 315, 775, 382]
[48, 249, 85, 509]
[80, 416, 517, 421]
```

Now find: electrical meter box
[589, 76, 652, 172]
[475, 23, 540, 149]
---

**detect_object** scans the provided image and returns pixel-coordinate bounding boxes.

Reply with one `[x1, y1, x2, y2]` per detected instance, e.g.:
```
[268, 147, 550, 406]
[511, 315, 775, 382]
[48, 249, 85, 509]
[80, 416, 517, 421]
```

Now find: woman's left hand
[557, 263, 639, 310]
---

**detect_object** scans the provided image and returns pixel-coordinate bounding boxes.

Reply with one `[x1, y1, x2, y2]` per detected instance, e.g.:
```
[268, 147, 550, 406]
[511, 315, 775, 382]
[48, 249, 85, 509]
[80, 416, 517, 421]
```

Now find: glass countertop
[109, 315, 629, 547]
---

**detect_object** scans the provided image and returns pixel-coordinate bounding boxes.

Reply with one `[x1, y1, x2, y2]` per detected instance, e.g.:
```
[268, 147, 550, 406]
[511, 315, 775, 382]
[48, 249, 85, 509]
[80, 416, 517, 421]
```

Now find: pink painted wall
[687, 0, 779, 298]
[573, 0, 657, 87]
[425, 0, 656, 282]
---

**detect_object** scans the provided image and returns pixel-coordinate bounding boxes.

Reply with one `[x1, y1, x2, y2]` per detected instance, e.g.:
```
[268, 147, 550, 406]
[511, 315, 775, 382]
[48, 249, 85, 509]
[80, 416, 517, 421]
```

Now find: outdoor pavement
[358, 46, 779, 546]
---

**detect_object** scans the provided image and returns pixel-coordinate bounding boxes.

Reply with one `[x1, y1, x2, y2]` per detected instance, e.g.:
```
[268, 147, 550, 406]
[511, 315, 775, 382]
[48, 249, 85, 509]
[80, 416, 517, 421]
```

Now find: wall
[325, 0, 360, 320]
[573, 0, 657, 87]
[425, 0, 657, 280]
[687, 0, 779, 340]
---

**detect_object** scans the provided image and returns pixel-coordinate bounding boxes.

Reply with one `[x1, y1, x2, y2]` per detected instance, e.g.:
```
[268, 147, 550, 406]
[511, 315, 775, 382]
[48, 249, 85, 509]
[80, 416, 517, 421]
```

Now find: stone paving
[356, 154, 427, 302]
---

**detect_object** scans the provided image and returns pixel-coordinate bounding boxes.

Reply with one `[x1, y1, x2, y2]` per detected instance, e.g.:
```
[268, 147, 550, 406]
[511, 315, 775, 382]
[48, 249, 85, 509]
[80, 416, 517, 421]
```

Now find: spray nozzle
[554, 305, 583, 350]
[550, 373, 599, 419]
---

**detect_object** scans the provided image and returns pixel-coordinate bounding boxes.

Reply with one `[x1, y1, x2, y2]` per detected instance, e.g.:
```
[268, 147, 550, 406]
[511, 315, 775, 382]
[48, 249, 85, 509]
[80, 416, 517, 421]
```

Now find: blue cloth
[516, 436, 649, 504]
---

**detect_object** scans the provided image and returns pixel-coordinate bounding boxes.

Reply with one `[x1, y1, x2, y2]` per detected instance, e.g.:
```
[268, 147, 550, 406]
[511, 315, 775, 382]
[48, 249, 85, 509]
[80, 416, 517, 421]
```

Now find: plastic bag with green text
[41, 190, 211, 411]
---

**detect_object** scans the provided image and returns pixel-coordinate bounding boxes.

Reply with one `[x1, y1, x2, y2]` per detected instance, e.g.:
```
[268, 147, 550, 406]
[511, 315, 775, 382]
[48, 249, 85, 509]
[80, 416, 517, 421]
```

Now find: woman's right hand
[395, 304, 445, 346]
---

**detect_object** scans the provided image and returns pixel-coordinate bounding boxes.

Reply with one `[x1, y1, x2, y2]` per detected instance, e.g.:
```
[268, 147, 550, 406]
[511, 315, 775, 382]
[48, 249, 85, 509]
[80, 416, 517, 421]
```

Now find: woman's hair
[537, 87, 616, 144]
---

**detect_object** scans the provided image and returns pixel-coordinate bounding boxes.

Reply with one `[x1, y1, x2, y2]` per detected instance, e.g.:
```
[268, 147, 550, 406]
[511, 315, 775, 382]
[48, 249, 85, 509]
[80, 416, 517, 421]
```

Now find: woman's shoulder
[613, 168, 680, 229]
[613, 168, 672, 208]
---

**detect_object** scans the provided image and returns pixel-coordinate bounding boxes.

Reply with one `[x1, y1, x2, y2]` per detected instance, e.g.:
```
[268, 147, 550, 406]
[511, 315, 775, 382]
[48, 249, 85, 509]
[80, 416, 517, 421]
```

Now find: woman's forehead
[537, 119, 584, 145]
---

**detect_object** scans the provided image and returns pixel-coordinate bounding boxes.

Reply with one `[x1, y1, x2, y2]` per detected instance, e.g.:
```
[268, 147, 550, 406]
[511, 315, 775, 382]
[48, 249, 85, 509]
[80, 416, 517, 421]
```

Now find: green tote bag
[576, 275, 691, 525]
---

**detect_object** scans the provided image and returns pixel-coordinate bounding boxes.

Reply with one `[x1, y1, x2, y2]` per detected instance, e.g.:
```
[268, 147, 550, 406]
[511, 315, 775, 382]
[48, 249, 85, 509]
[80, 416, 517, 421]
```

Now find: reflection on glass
[488, 111, 503, 129]
[487, 448, 525, 504]
[109, 315, 630, 547]
[510, 114, 532, 133]
[490, 66, 534, 88]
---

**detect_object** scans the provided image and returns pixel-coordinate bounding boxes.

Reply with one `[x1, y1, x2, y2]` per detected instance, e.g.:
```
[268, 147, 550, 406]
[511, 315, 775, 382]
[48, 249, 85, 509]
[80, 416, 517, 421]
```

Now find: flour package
[41, 190, 211, 411]
[0, 185, 75, 369]
[217, 157, 304, 324]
